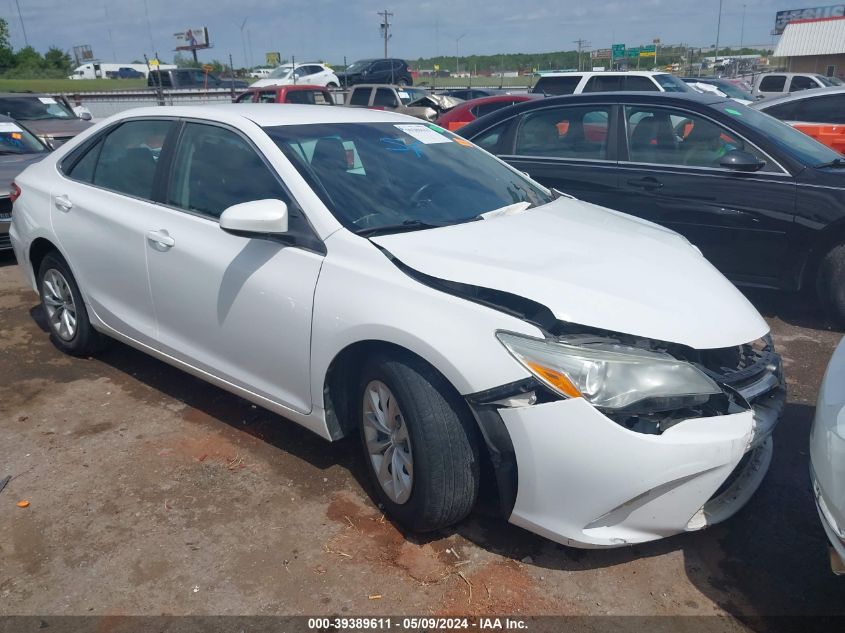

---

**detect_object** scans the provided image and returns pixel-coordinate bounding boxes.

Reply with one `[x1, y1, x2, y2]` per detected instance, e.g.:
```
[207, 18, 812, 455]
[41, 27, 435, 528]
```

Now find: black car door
[369, 60, 392, 83]
[615, 103, 797, 286]
[492, 103, 622, 208]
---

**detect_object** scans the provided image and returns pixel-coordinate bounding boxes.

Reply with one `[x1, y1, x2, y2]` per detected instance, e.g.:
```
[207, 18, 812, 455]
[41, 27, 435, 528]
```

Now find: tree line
[0, 18, 74, 78]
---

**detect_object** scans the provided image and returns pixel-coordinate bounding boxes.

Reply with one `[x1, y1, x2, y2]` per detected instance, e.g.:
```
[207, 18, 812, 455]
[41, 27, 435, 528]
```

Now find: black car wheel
[357, 352, 479, 532]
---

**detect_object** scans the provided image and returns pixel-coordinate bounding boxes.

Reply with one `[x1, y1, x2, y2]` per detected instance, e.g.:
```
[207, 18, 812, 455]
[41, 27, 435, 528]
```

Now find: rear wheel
[37, 252, 105, 356]
[357, 353, 479, 532]
[397, 78, 408, 87]
[818, 242, 845, 329]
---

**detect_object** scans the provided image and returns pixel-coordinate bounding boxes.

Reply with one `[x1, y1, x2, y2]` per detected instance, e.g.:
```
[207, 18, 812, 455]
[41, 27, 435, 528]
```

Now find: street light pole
[455, 33, 466, 76]
[740, 3, 746, 51]
[239, 18, 249, 69]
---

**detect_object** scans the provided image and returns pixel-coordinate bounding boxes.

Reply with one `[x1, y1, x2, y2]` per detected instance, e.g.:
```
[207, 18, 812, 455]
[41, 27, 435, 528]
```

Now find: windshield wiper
[353, 219, 448, 237]
[815, 158, 845, 169]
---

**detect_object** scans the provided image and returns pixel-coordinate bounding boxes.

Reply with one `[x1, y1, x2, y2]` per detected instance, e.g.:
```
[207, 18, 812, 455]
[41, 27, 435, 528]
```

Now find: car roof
[453, 94, 540, 107]
[526, 91, 726, 105]
[350, 84, 420, 90]
[752, 85, 845, 108]
[537, 71, 670, 78]
[103, 104, 418, 127]
[0, 92, 50, 98]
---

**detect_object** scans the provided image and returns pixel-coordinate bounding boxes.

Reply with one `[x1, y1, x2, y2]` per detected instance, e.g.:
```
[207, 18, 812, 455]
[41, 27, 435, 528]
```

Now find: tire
[818, 242, 845, 329]
[397, 78, 408, 87]
[357, 353, 479, 532]
[37, 252, 105, 356]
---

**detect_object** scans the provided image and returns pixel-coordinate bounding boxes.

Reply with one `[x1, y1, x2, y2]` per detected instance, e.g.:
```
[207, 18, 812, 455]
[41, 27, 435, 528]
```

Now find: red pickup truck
[234, 84, 335, 105]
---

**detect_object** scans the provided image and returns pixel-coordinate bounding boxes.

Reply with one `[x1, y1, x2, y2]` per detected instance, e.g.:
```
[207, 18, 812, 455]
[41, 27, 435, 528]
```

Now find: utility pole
[574, 38, 589, 71]
[740, 3, 746, 51]
[240, 19, 249, 69]
[455, 33, 466, 76]
[378, 9, 393, 59]
[14, 0, 28, 47]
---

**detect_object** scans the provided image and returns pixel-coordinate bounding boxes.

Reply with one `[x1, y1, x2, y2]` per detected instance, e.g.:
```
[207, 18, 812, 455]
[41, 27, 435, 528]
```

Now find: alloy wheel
[41, 269, 77, 341]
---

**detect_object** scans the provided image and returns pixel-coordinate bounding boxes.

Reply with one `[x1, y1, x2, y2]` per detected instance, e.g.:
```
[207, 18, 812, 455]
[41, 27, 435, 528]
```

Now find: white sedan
[9, 104, 784, 548]
[811, 336, 845, 573]
[250, 63, 339, 88]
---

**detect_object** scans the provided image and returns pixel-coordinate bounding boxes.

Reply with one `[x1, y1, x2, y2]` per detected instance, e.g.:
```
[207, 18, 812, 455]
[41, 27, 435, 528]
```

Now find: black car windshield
[0, 120, 47, 154]
[265, 122, 553, 232]
[654, 74, 693, 93]
[717, 102, 842, 167]
[0, 97, 75, 121]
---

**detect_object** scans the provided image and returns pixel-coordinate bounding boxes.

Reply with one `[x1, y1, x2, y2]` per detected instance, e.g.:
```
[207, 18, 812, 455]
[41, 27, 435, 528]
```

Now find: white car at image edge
[9, 104, 784, 548]
[810, 336, 845, 573]
[250, 63, 339, 88]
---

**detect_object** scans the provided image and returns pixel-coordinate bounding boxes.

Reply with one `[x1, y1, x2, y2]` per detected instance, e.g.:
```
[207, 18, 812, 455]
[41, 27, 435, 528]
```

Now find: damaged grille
[695, 336, 782, 405]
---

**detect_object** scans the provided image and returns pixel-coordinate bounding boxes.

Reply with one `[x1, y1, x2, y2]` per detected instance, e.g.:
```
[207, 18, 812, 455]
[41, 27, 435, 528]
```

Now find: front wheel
[818, 242, 845, 329]
[326, 82, 339, 89]
[357, 353, 479, 532]
[37, 252, 105, 356]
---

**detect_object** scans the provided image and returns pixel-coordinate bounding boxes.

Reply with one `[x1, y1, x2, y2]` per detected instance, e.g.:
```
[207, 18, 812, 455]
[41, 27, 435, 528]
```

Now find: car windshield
[817, 75, 836, 87]
[0, 121, 47, 154]
[653, 74, 693, 93]
[268, 66, 293, 79]
[345, 61, 371, 73]
[827, 76, 844, 86]
[716, 102, 842, 167]
[0, 97, 76, 121]
[265, 122, 553, 233]
[401, 88, 428, 104]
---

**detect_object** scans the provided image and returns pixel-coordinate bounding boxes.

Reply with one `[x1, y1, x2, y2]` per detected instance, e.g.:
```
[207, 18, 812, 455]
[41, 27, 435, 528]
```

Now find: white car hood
[371, 198, 769, 349]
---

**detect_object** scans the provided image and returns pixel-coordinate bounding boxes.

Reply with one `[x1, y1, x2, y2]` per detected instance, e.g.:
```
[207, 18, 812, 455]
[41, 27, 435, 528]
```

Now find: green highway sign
[612, 44, 625, 59]
[626, 47, 640, 58]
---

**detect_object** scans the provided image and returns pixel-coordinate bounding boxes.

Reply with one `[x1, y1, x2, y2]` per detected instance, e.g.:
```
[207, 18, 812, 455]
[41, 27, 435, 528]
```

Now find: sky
[3, 0, 819, 67]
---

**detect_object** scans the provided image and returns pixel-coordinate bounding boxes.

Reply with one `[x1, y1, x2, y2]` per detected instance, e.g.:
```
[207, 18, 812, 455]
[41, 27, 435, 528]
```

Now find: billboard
[266, 52, 281, 66]
[72, 45, 94, 66]
[639, 45, 656, 58]
[591, 48, 612, 59]
[774, 5, 845, 34]
[174, 27, 210, 51]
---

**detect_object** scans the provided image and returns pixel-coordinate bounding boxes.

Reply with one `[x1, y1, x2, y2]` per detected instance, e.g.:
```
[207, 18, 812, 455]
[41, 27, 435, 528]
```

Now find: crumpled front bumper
[496, 390, 782, 548]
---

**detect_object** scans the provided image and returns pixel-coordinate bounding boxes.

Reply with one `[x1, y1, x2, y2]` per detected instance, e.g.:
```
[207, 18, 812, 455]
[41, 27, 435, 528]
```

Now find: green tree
[0, 18, 14, 71]
[44, 46, 72, 73]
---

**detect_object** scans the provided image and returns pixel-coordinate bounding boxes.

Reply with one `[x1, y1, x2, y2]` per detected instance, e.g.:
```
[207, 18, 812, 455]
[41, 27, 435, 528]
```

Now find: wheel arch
[802, 218, 845, 293]
[28, 237, 63, 279]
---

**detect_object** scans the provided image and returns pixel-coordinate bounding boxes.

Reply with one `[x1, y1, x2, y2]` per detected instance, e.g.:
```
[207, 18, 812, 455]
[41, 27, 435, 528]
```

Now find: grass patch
[0, 78, 149, 93]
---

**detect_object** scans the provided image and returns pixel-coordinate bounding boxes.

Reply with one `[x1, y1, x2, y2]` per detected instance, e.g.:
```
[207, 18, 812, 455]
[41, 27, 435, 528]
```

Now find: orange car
[753, 87, 845, 154]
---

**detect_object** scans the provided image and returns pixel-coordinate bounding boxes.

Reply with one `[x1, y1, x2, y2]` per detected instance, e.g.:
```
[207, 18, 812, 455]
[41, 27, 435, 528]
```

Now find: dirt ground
[1, 250, 844, 630]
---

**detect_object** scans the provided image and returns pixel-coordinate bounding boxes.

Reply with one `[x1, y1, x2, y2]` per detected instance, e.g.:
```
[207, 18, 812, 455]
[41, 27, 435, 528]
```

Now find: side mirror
[77, 111, 92, 121]
[719, 149, 765, 172]
[220, 199, 289, 236]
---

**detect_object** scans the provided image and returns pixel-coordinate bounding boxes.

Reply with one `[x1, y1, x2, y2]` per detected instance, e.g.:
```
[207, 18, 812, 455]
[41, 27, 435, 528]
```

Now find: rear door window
[794, 94, 845, 124]
[515, 105, 610, 159]
[258, 91, 278, 103]
[532, 76, 581, 95]
[583, 75, 623, 92]
[349, 88, 371, 106]
[372, 88, 398, 107]
[624, 76, 659, 91]
[763, 100, 800, 121]
[92, 120, 172, 199]
[759, 75, 786, 92]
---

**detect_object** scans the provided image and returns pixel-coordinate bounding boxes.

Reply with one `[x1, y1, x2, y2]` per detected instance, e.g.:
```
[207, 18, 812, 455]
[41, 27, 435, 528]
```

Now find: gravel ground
[1, 251, 843, 630]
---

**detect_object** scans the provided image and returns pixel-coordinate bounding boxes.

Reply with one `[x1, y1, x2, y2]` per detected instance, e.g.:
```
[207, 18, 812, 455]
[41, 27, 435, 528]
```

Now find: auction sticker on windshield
[395, 124, 452, 144]
[0, 122, 23, 133]
[38, 97, 57, 104]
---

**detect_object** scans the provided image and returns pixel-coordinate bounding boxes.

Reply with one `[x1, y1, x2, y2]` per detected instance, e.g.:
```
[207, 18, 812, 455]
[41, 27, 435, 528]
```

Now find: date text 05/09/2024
[307, 617, 529, 630]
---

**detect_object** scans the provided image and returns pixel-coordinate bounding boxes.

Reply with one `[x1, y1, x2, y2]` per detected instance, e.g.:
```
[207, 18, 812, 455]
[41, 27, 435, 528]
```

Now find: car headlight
[496, 331, 722, 412]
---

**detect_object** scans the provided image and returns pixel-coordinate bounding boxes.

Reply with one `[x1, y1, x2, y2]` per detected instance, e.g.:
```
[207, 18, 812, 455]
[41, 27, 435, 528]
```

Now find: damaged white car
[9, 105, 785, 547]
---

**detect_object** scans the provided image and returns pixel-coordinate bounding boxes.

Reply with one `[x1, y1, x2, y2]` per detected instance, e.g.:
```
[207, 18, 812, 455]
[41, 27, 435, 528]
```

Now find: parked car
[10, 104, 782, 548]
[753, 87, 845, 154]
[459, 92, 845, 325]
[249, 68, 272, 79]
[250, 63, 339, 89]
[682, 77, 756, 103]
[0, 116, 50, 251]
[810, 336, 845, 575]
[531, 71, 693, 96]
[147, 69, 249, 90]
[346, 84, 460, 121]
[337, 58, 413, 87]
[0, 93, 92, 148]
[436, 94, 540, 130]
[234, 85, 334, 105]
[105, 67, 144, 79]
[752, 72, 837, 98]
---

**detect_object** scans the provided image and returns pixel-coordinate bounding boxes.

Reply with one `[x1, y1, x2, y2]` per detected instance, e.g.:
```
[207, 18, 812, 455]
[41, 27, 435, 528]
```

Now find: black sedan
[459, 92, 845, 326]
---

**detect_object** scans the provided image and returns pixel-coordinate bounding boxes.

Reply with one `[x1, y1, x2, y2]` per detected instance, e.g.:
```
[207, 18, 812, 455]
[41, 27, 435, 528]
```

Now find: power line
[377, 9, 393, 59]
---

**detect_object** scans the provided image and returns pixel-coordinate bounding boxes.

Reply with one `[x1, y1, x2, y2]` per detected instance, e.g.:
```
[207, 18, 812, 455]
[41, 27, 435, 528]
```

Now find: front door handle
[627, 177, 664, 190]
[146, 230, 175, 248]
[53, 194, 73, 212]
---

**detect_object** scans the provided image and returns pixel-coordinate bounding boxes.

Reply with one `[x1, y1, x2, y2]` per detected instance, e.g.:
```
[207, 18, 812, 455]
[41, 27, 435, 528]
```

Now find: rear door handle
[146, 230, 175, 248]
[627, 177, 664, 190]
[53, 194, 73, 212]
